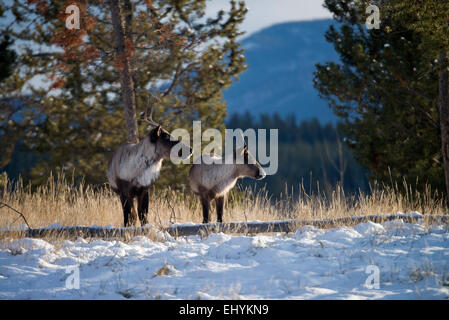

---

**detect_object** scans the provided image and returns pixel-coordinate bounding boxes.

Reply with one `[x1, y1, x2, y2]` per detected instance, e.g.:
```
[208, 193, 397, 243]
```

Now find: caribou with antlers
[107, 107, 192, 227]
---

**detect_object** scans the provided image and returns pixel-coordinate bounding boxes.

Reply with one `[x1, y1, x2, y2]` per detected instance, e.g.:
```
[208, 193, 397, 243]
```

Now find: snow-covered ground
[0, 218, 448, 299]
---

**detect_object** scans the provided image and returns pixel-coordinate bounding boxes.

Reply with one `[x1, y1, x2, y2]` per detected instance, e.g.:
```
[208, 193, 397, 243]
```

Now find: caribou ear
[150, 125, 162, 142]
[234, 146, 245, 159]
[232, 145, 246, 160]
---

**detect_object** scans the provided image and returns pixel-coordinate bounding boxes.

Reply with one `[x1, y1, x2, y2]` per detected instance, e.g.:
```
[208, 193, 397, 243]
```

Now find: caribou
[189, 143, 266, 223]
[107, 108, 192, 227]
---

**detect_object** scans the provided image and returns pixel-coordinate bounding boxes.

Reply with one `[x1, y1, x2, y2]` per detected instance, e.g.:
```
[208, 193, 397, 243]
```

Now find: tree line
[2, 112, 370, 197]
[226, 112, 369, 197]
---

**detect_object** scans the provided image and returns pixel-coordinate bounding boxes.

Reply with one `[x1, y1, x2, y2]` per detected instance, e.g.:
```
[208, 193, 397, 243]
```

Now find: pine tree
[0, 35, 17, 82]
[384, 0, 449, 201]
[0, 33, 20, 169]
[314, 0, 444, 194]
[0, 0, 248, 187]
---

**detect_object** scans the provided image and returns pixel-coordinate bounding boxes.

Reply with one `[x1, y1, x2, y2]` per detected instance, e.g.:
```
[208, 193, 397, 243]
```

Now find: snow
[353, 221, 385, 236]
[0, 219, 448, 299]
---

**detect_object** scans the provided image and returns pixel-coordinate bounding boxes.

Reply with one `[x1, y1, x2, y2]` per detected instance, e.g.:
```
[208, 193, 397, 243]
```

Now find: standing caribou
[189, 143, 266, 223]
[107, 108, 192, 227]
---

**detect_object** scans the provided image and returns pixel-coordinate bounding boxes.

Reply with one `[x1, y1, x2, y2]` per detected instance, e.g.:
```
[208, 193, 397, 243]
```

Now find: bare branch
[0, 201, 31, 230]
[162, 62, 182, 97]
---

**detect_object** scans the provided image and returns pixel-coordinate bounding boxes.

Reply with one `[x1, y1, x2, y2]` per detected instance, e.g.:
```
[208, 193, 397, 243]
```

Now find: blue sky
[207, 0, 332, 36]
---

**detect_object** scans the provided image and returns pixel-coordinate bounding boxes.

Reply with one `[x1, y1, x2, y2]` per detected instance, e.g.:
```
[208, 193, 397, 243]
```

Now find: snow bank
[354, 221, 385, 236]
[0, 220, 448, 299]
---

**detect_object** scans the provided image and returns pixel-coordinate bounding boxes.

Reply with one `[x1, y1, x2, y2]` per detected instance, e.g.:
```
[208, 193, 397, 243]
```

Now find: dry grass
[0, 173, 447, 232]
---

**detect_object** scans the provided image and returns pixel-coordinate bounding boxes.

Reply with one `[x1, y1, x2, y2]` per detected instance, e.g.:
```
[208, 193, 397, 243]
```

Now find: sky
[206, 0, 332, 36]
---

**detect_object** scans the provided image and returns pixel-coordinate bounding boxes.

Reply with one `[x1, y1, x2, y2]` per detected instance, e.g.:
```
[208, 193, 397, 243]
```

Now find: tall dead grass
[0, 173, 447, 230]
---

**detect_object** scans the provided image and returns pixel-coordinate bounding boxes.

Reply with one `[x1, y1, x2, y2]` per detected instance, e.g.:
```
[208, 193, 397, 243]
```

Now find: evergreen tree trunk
[108, 0, 139, 144]
[438, 50, 449, 203]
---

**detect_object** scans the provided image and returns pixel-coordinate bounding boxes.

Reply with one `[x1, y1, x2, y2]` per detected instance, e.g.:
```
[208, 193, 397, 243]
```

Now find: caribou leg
[215, 196, 225, 223]
[137, 188, 149, 226]
[200, 195, 211, 223]
[120, 194, 137, 227]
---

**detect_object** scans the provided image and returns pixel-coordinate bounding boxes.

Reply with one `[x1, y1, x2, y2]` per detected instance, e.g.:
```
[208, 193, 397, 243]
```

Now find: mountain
[224, 19, 339, 123]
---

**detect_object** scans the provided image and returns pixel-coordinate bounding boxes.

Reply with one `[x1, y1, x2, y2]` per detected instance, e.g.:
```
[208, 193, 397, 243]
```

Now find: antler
[143, 106, 160, 127]
[239, 130, 247, 148]
[139, 96, 161, 128]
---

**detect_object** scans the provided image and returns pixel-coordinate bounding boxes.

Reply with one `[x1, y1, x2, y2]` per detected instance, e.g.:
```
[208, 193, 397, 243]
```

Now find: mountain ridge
[224, 19, 339, 123]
